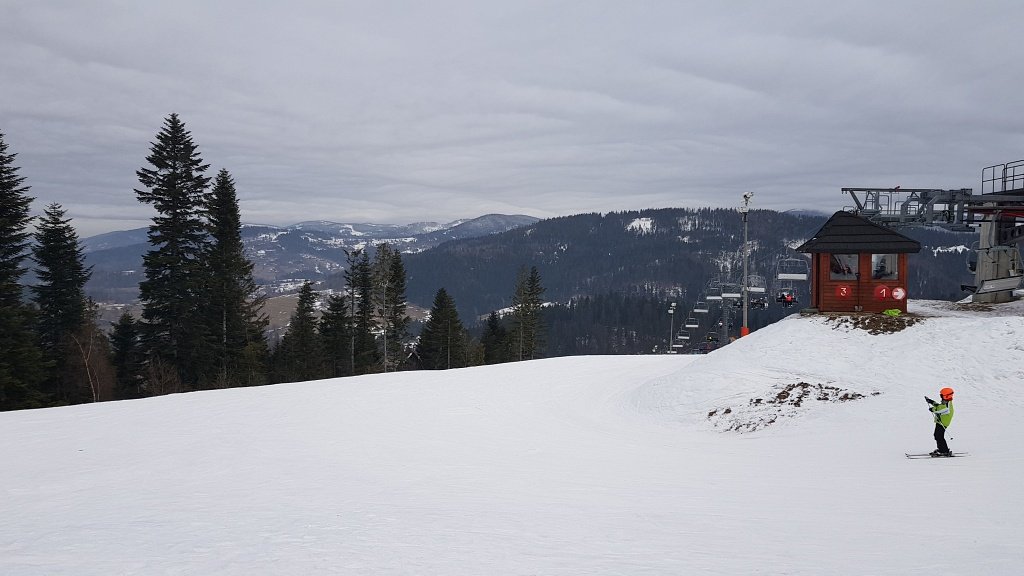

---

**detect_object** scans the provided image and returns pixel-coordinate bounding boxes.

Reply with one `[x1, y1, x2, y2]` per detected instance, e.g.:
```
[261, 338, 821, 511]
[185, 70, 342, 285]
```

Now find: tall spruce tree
[135, 113, 213, 392]
[110, 311, 144, 399]
[341, 249, 362, 374]
[481, 311, 508, 364]
[373, 243, 410, 372]
[319, 292, 352, 377]
[206, 169, 268, 387]
[30, 203, 94, 402]
[508, 265, 546, 361]
[416, 288, 469, 369]
[272, 282, 324, 382]
[0, 131, 46, 410]
[349, 249, 379, 374]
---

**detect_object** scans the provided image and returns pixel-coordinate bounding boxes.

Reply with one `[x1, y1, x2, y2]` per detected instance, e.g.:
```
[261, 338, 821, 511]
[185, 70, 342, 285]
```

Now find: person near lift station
[925, 388, 955, 457]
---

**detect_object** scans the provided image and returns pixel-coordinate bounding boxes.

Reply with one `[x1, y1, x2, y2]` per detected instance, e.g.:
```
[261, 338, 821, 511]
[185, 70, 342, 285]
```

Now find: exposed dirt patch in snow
[707, 382, 880, 432]
[949, 302, 995, 313]
[823, 313, 922, 335]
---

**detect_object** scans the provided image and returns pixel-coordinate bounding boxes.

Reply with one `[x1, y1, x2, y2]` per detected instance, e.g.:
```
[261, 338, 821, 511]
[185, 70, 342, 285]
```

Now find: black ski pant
[934, 422, 949, 453]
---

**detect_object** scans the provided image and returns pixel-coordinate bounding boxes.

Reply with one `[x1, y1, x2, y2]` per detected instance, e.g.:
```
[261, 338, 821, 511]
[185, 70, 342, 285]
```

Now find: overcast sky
[3, 1, 1023, 237]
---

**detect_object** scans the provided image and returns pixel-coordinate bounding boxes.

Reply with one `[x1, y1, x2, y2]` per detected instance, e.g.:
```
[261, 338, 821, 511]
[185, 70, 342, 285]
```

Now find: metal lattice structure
[842, 160, 1024, 302]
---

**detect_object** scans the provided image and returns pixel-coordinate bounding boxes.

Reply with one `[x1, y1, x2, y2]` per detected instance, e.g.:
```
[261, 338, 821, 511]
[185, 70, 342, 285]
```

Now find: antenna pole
[740, 193, 753, 336]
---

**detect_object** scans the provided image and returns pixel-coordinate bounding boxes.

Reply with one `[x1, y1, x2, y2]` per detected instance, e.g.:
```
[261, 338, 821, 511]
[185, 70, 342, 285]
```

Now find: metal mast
[740, 192, 753, 337]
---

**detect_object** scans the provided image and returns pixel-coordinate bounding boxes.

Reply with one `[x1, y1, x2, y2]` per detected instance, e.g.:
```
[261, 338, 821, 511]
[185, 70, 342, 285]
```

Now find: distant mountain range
[83, 214, 540, 302]
[83, 208, 978, 327]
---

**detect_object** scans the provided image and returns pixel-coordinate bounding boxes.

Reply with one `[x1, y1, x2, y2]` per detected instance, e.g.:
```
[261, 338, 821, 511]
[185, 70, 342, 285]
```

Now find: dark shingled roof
[795, 211, 922, 254]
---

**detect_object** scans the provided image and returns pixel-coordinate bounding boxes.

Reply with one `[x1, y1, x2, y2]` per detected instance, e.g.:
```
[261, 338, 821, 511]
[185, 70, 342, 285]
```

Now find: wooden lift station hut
[796, 211, 922, 313]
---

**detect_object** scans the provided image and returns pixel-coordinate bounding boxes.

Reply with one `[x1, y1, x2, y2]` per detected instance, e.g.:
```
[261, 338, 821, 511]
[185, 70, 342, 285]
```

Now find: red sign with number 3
[835, 285, 852, 299]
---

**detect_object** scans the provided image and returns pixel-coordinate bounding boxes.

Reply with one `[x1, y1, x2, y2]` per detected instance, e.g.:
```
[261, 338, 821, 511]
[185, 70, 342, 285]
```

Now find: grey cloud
[2, 1, 1023, 237]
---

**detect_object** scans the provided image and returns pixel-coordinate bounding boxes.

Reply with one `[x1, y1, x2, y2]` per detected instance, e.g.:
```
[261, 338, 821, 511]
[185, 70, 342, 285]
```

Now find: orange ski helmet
[940, 387, 954, 400]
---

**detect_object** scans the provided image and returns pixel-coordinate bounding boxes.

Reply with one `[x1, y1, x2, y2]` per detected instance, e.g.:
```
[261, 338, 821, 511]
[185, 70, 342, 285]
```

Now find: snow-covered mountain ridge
[2, 299, 1021, 574]
[81, 214, 538, 254]
[81, 214, 539, 296]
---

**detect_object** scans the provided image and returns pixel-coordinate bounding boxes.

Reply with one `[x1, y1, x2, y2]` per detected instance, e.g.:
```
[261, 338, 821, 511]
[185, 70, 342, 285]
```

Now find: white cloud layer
[3, 1, 1023, 236]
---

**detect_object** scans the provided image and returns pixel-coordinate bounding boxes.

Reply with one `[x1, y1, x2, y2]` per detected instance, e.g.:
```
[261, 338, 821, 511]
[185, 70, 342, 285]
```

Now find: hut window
[829, 254, 858, 280]
[871, 254, 898, 280]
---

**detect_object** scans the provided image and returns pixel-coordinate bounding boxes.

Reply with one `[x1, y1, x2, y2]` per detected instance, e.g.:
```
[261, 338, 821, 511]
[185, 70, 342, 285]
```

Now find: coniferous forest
[0, 116, 986, 412]
[0, 117, 547, 411]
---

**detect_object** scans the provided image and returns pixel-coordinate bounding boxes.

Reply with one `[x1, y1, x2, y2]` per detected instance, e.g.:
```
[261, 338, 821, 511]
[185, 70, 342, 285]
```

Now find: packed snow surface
[2, 300, 1022, 575]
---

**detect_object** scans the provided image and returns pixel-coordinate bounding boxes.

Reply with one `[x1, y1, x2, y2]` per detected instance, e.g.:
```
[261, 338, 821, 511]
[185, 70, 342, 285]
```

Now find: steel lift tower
[842, 160, 1024, 303]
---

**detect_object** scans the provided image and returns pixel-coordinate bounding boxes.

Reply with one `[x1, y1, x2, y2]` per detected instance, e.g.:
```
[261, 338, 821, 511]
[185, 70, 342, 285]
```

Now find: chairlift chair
[776, 288, 797, 307]
[746, 274, 767, 293]
[776, 257, 810, 281]
[684, 316, 699, 328]
[706, 279, 723, 301]
[676, 330, 690, 341]
[720, 282, 742, 299]
[693, 299, 709, 313]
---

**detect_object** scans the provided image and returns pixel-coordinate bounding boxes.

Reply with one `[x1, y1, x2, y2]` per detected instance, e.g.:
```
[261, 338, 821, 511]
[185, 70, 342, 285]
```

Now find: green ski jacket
[931, 400, 954, 428]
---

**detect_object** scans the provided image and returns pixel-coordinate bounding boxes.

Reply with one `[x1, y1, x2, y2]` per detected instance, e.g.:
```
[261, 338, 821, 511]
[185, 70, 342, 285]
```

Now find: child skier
[925, 387, 954, 457]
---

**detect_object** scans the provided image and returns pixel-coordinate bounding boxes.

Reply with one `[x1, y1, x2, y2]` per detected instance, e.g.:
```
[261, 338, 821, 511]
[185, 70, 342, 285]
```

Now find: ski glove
[925, 396, 937, 406]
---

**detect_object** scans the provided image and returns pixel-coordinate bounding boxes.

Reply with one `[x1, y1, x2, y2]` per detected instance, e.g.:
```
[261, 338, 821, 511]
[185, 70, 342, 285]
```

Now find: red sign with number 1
[873, 285, 890, 300]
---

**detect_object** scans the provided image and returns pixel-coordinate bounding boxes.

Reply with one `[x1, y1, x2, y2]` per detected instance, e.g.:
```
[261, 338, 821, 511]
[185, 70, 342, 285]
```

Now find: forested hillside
[401, 208, 977, 322]
[903, 227, 977, 301]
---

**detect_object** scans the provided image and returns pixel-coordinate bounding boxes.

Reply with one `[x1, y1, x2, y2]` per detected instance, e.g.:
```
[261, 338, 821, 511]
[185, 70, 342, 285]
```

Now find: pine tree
[319, 292, 352, 377]
[135, 113, 213, 392]
[416, 288, 469, 369]
[508, 266, 546, 360]
[272, 282, 324, 383]
[349, 249, 379, 374]
[481, 311, 508, 364]
[110, 311, 144, 399]
[206, 169, 268, 387]
[0, 130, 46, 410]
[466, 338, 486, 367]
[373, 243, 410, 372]
[30, 203, 93, 402]
[341, 249, 362, 375]
[526, 266, 546, 348]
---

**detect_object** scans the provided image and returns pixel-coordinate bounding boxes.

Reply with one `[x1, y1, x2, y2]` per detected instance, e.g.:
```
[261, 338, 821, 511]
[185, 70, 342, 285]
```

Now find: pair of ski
[905, 452, 968, 459]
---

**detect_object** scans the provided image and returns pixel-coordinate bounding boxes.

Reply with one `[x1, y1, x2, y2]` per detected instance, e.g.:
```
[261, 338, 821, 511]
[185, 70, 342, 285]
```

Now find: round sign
[835, 284, 852, 299]
[873, 285, 890, 300]
[892, 286, 907, 300]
